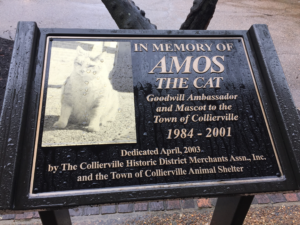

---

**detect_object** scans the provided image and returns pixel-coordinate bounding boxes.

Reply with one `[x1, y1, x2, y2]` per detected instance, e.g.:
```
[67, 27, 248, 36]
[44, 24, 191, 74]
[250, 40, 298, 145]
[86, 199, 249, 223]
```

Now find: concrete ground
[0, 0, 300, 224]
[1, 194, 300, 224]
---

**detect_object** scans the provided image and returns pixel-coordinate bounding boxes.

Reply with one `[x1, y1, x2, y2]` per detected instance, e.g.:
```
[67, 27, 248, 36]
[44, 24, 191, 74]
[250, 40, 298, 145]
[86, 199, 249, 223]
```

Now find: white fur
[53, 46, 119, 132]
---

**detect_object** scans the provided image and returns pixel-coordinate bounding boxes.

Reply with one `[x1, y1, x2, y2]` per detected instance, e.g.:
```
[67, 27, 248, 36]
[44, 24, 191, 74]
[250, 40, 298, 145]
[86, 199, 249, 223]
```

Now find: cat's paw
[87, 125, 100, 132]
[53, 121, 67, 129]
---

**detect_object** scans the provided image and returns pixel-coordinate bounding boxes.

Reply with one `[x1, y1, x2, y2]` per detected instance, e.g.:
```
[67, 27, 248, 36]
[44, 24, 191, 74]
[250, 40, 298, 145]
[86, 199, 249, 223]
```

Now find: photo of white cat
[53, 45, 119, 132]
[41, 41, 136, 147]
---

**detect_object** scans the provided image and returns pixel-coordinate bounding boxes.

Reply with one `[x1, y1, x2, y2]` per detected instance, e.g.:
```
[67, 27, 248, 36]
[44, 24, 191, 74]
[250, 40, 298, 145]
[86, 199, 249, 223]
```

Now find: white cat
[53, 45, 119, 132]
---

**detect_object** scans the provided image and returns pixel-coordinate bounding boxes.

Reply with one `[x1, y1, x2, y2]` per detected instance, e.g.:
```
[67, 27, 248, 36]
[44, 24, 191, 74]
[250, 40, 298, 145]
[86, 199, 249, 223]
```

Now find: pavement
[1, 194, 300, 224]
[0, 0, 300, 224]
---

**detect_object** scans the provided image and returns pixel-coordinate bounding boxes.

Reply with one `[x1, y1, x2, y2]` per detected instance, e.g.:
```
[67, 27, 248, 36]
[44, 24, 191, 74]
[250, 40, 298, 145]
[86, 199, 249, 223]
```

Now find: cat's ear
[90, 54, 102, 61]
[90, 44, 103, 61]
[76, 46, 85, 55]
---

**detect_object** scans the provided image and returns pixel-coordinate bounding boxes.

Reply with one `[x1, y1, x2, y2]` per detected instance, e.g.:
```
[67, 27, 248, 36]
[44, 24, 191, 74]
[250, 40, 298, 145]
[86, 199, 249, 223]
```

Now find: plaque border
[29, 36, 283, 197]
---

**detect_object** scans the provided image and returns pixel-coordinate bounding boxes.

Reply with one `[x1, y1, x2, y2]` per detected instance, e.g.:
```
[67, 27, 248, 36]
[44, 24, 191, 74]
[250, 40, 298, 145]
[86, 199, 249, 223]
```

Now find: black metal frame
[39, 209, 72, 225]
[1, 22, 300, 210]
[211, 195, 254, 225]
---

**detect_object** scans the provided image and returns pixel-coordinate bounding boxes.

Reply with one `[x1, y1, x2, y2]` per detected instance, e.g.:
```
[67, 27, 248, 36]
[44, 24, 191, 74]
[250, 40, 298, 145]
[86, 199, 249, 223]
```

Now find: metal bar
[39, 209, 72, 225]
[0, 21, 38, 210]
[210, 195, 254, 225]
[248, 24, 300, 188]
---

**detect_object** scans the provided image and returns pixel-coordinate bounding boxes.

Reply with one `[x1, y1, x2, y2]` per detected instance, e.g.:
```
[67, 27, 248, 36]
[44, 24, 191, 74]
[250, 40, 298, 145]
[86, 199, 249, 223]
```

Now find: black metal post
[39, 209, 72, 225]
[210, 195, 254, 225]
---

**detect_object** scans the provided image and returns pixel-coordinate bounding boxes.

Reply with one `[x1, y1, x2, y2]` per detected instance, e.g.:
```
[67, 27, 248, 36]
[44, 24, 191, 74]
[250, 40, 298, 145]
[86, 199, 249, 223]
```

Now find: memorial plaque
[1, 23, 300, 210]
[30, 36, 282, 195]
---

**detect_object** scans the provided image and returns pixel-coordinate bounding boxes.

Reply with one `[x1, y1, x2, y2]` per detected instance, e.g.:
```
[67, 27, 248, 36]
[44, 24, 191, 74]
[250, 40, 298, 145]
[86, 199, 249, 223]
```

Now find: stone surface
[69, 207, 84, 217]
[14, 213, 25, 220]
[134, 202, 148, 211]
[101, 205, 116, 214]
[3, 194, 300, 223]
[6, 204, 300, 225]
[118, 203, 134, 213]
[33, 212, 40, 218]
[149, 201, 164, 211]
[118, 205, 300, 225]
[284, 193, 299, 202]
[166, 199, 181, 210]
[255, 194, 270, 204]
[1, 214, 14, 220]
[269, 193, 286, 203]
[23, 212, 34, 219]
[83, 206, 100, 216]
[251, 197, 258, 204]
[197, 198, 212, 208]
[210, 198, 218, 206]
[181, 199, 195, 209]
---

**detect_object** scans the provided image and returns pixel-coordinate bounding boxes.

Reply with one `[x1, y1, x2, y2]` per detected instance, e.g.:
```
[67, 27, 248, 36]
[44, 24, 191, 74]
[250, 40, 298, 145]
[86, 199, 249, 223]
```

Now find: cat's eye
[76, 62, 82, 66]
[88, 65, 95, 68]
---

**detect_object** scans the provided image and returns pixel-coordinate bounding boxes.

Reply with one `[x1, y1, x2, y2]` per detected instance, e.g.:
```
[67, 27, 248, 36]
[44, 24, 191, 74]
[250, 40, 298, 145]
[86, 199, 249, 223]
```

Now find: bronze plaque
[30, 37, 282, 196]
